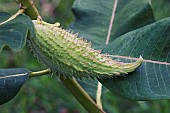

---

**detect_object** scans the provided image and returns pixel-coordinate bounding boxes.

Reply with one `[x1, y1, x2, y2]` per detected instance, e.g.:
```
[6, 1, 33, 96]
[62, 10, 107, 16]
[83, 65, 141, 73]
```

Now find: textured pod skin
[30, 20, 143, 78]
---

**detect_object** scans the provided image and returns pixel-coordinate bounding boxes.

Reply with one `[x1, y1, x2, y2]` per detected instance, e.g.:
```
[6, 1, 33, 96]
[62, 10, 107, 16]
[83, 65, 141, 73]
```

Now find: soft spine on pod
[30, 20, 143, 78]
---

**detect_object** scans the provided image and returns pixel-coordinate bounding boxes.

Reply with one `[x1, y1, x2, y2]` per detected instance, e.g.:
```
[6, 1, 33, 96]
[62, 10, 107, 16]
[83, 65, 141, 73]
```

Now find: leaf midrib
[0, 73, 28, 79]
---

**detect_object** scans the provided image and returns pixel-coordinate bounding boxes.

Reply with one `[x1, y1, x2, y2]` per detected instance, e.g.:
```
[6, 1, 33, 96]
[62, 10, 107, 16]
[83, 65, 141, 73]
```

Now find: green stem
[60, 76, 105, 113]
[18, 0, 41, 20]
[30, 69, 51, 77]
[19, 0, 105, 112]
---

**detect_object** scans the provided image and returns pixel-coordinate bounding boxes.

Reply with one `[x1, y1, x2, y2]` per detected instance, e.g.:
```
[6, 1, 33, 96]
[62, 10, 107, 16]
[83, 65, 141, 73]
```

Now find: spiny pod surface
[30, 20, 143, 78]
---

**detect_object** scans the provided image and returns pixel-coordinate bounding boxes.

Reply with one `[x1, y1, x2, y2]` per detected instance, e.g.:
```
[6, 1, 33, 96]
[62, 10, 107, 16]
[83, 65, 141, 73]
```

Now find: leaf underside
[0, 68, 30, 105]
[100, 17, 170, 100]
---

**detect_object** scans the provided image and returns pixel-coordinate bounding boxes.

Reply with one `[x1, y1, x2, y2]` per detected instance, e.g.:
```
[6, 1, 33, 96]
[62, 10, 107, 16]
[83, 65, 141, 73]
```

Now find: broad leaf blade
[0, 68, 30, 105]
[0, 12, 10, 23]
[0, 12, 35, 53]
[71, 0, 155, 47]
[100, 17, 170, 100]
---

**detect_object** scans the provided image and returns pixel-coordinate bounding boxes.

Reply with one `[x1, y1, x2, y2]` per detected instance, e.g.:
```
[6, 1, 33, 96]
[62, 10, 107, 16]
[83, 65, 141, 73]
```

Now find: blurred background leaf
[151, 0, 170, 20]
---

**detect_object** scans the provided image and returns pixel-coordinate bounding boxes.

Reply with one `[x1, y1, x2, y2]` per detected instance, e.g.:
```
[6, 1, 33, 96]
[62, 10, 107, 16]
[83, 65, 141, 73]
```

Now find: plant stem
[20, 0, 105, 112]
[18, 0, 41, 20]
[60, 76, 105, 113]
[30, 69, 51, 77]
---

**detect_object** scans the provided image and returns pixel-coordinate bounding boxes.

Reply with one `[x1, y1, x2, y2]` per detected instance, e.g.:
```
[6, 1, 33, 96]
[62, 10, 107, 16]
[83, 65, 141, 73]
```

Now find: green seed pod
[30, 20, 143, 78]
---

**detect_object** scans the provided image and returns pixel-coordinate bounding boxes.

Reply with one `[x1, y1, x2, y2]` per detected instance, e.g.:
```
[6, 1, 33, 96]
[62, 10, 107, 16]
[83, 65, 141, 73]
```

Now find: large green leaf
[71, 0, 155, 99]
[71, 0, 155, 47]
[100, 17, 170, 100]
[0, 12, 35, 52]
[0, 68, 30, 105]
[0, 12, 11, 23]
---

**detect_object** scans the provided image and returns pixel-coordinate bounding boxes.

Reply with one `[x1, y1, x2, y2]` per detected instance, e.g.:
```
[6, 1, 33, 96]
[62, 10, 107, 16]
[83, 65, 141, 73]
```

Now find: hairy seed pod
[30, 20, 143, 78]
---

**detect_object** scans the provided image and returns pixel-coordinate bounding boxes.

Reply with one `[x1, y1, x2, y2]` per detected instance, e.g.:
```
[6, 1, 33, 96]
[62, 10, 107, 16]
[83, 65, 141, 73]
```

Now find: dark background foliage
[0, 0, 170, 113]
